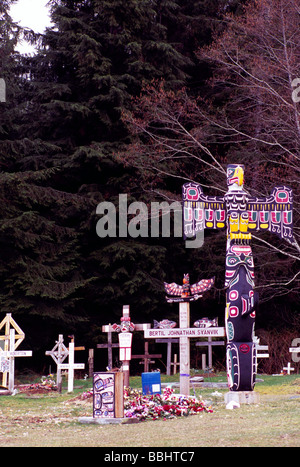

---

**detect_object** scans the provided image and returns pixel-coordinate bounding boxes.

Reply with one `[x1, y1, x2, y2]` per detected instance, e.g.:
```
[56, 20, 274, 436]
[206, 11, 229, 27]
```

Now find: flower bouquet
[124, 387, 213, 421]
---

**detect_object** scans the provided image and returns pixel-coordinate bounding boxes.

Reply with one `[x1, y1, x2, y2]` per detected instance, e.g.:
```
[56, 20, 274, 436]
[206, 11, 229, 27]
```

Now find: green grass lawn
[0, 372, 299, 447]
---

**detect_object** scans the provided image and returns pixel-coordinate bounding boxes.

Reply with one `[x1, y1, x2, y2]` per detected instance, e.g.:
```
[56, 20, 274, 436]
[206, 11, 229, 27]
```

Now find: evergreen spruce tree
[21, 0, 200, 342]
[0, 2, 88, 352]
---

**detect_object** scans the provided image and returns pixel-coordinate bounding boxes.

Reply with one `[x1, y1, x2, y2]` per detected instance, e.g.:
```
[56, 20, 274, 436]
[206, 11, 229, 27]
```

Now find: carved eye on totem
[227, 168, 235, 178]
[227, 256, 239, 266]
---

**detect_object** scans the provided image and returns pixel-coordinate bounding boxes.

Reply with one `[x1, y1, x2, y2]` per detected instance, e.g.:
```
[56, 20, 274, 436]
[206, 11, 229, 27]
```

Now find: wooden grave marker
[0, 329, 32, 392]
[57, 341, 85, 392]
[283, 362, 295, 375]
[253, 337, 269, 372]
[45, 334, 69, 392]
[101, 305, 151, 387]
[93, 371, 124, 419]
[145, 302, 225, 395]
[170, 354, 180, 375]
[0, 313, 26, 388]
[132, 341, 162, 372]
[196, 336, 225, 369]
[97, 325, 119, 369]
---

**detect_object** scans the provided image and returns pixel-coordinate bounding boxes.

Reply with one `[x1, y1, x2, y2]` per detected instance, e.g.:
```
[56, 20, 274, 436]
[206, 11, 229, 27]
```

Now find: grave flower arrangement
[17, 375, 57, 393]
[124, 387, 213, 421]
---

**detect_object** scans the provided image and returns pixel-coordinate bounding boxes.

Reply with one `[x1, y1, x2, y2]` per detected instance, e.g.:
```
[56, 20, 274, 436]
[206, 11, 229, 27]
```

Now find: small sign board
[145, 327, 225, 339]
[1, 351, 32, 357]
[118, 332, 133, 361]
[57, 363, 85, 370]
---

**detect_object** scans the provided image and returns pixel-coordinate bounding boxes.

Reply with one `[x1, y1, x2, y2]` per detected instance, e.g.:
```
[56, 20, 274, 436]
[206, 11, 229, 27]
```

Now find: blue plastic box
[142, 372, 161, 395]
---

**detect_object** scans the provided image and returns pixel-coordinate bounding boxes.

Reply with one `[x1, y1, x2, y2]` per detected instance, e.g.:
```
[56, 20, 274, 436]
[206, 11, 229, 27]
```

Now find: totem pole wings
[182, 182, 225, 239]
[182, 182, 295, 244]
[246, 187, 294, 243]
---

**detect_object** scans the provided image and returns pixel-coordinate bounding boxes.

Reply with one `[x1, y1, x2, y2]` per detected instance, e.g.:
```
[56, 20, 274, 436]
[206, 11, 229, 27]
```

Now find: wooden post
[179, 302, 190, 395]
[196, 337, 225, 369]
[114, 372, 124, 418]
[171, 354, 180, 375]
[56, 335, 64, 392]
[88, 349, 94, 377]
[155, 338, 179, 375]
[68, 342, 75, 393]
[8, 329, 15, 392]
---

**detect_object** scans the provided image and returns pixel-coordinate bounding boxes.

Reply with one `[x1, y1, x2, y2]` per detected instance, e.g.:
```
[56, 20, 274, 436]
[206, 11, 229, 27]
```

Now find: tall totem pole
[183, 164, 294, 391]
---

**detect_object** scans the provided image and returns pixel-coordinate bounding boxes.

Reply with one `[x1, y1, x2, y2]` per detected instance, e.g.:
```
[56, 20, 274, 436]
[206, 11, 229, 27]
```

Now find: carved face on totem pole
[226, 164, 244, 188]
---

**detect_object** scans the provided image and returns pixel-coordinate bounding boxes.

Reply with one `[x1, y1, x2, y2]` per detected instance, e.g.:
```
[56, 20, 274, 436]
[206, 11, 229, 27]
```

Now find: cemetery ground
[0, 372, 299, 447]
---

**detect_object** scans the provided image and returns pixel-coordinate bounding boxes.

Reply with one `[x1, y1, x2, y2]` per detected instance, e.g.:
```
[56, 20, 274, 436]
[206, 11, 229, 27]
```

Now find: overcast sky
[10, 0, 53, 53]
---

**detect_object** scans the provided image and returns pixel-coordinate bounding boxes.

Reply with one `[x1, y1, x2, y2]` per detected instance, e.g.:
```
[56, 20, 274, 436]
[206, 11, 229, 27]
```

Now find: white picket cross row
[0, 329, 32, 392]
[57, 342, 85, 392]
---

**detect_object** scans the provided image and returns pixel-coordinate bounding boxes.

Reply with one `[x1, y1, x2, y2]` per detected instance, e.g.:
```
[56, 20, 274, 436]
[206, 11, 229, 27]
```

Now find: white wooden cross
[145, 302, 225, 395]
[283, 362, 295, 375]
[0, 329, 32, 392]
[253, 336, 269, 372]
[57, 341, 85, 392]
[45, 334, 69, 392]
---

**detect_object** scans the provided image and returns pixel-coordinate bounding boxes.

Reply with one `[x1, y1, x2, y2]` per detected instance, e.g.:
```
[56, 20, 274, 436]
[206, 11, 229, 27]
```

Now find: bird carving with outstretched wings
[164, 274, 215, 302]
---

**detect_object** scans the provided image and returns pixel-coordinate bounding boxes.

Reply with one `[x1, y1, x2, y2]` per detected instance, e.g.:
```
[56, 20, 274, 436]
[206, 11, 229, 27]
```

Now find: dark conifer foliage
[0, 2, 89, 348]
[17, 0, 209, 348]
